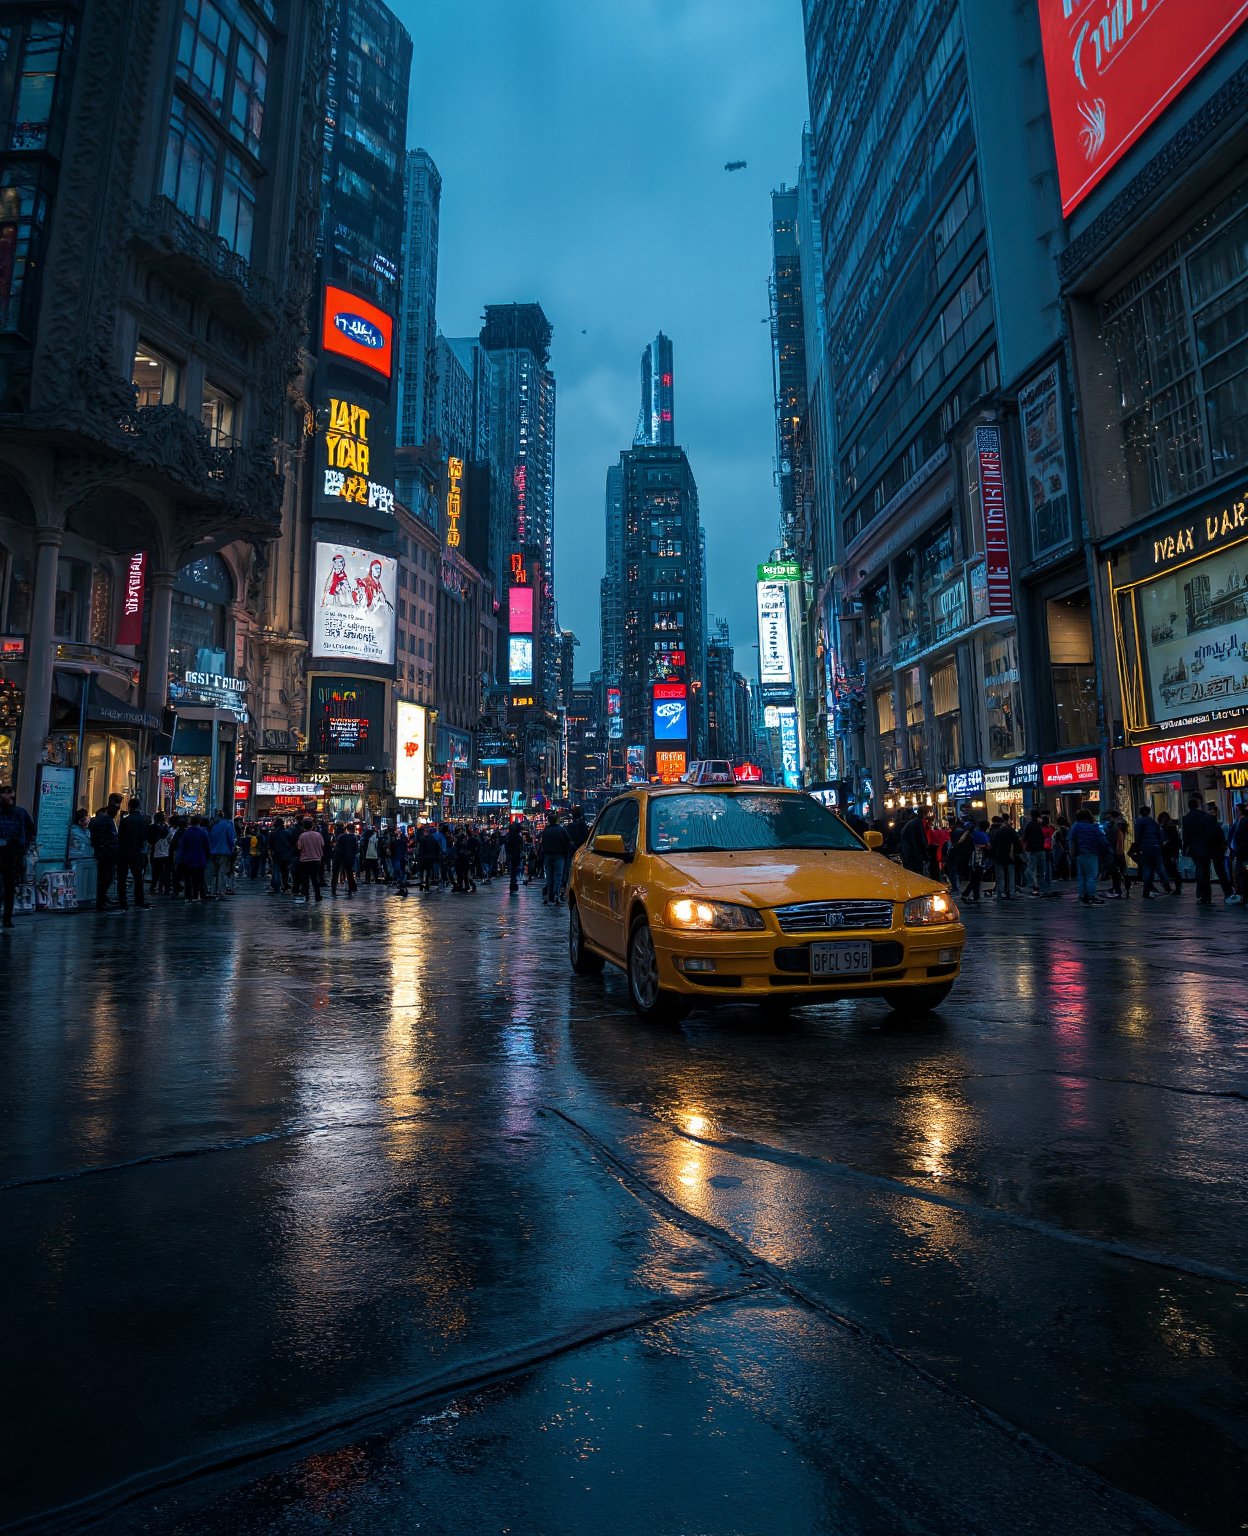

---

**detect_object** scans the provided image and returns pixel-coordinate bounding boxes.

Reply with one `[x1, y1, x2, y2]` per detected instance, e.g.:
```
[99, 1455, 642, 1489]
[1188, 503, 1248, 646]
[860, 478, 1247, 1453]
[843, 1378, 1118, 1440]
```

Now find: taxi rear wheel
[885, 983, 953, 1017]
[627, 916, 686, 1022]
[568, 900, 605, 976]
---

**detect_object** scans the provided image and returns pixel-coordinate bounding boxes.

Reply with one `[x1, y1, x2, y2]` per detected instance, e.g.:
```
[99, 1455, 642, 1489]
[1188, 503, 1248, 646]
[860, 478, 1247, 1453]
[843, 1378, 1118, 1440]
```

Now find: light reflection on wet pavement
[1, 882, 1245, 1534]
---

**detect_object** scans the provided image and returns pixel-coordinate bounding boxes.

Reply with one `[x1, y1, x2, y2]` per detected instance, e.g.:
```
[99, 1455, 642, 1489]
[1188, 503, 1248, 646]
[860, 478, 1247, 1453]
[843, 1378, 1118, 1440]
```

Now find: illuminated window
[201, 382, 236, 445]
[132, 344, 180, 408]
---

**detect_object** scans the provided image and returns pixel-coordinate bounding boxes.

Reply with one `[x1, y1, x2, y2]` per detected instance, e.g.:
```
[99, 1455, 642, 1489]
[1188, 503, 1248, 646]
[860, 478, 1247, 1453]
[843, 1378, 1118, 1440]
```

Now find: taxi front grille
[772, 900, 894, 933]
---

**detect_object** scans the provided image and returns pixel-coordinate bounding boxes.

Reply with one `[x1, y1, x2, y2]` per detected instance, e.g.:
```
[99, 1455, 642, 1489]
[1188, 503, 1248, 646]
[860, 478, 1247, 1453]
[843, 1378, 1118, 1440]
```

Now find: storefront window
[1047, 590, 1097, 748]
[901, 666, 925, 774]
[0, 678, 21, 782]
[81, 733, 137, 812]
[875, 687, 897, 776]
[173, 754, 210, 816]
[919, 519, 958, 650]
[983, 631, 1025, 760]
[930, 659, 961, 771]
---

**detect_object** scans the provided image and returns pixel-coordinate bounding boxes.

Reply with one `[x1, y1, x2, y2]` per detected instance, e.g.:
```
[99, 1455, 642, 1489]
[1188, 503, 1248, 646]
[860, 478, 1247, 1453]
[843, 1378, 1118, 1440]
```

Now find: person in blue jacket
[1131, 803, 1165, 898]
[1069, 809, 1111, 906]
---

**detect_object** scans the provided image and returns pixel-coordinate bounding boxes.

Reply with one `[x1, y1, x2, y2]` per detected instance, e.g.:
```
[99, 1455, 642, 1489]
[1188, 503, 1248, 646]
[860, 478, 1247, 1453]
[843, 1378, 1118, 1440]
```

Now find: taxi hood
[658, 848, 940, 906]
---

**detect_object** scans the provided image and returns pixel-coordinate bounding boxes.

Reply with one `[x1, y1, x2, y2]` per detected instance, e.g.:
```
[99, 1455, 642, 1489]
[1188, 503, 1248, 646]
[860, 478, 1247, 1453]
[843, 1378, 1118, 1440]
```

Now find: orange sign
[655, 749, 687, 784]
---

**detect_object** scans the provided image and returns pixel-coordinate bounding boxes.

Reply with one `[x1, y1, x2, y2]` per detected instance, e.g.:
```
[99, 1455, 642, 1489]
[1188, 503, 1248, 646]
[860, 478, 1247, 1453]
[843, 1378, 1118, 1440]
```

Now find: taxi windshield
[648, 793, 865, 854]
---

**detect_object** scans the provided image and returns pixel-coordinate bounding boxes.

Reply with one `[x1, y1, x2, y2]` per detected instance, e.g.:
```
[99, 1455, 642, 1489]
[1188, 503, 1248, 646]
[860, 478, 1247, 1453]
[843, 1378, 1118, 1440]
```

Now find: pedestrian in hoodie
[179, 815, 211, 903]
[1070, 810, 1110, 905]
[1132, 804, 1166, 898]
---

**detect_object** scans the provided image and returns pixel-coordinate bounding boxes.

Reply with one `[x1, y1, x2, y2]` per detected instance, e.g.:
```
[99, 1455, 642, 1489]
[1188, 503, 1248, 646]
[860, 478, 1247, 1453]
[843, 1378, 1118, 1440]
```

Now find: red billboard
[509, 585, 534, 633]
[321, 285, 394, 378]
[976, 426, 1013, 616]
[652, 682, 687, 700]
[1039, 1, 1248, 217]
[1042, 755, 1100, 787]
[1139, 728, 1248, 774]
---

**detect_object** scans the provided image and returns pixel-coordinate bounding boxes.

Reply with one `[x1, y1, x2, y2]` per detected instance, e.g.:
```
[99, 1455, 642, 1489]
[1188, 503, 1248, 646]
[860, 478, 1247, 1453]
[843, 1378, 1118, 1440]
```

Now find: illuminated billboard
[320, 394, 394, 516]
[606, 685, 622, 740]
[509, 585, 534, 633]
[655, 749, 687, 783]
[778, 706, 800, 788]
[757, 581, 793, 686]
[321, 284, 394, 378]
[395, 701, 428, 801]
[653, 683, 688, 741]
[311, 544, 396, 665]
[310, 678, 384, 758]
[626, 744, 646, 783]
[509, 636, 533, 685]
[1038, 1, 1248, 216]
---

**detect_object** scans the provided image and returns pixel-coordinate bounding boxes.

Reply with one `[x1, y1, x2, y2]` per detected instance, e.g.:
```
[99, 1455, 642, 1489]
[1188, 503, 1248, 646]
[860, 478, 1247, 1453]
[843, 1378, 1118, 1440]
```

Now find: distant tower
[634, 332, 675, 447]
[398, 148, 441, 447]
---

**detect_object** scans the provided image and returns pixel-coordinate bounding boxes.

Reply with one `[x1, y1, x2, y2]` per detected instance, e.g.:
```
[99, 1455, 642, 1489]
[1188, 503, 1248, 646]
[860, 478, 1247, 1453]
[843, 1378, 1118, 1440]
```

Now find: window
[216, 151, 256, 259]
[176, 0, 270, 155]
[1103, 188, 1248, 510]
[982, 631, 1025, 760]
[89, 567, 113, 647]
[54, 559, 91, 642]
[901, 667, 925, 773]
[3, 14, 74, 152]
[163, 96, 219, 231]
[930, 659, 961, 771]
[133, 344, 179, 408]
[201, 381, 236, 444]
[0, 170, 49, 332]
[875, 686, 897, 775]
[1047, 591, 1097, 748]
[866, 576, 891, 664]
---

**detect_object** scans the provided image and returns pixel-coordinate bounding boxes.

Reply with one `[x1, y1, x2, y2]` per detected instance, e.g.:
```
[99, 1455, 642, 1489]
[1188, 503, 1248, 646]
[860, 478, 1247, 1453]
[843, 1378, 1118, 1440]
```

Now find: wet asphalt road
[1, 875, 1245, 1535]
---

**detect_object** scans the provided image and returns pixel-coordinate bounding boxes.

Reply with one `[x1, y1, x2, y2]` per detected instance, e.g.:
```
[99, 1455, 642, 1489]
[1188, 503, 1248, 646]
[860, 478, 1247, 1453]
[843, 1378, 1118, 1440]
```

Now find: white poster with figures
[311, 544, 396, 665]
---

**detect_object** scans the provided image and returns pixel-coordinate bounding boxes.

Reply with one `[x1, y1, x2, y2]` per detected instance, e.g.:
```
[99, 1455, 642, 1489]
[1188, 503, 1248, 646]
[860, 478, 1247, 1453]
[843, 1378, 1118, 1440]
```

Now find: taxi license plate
[810, 941, 872, 977]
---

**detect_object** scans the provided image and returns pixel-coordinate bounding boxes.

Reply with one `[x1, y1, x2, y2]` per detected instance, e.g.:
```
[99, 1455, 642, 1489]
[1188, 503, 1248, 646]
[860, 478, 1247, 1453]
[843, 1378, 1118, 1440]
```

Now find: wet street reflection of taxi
[568, 786, 965, 1020]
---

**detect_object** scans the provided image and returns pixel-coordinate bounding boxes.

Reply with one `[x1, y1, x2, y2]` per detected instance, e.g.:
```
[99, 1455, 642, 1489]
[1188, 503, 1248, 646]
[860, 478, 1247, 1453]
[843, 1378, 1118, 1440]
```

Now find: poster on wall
[311, 545, 396, 665]
[1018, 364, 1071, 557]
[1137, 545, 1248, 727]
[395, 701, 427, 800]
[1038, 0, 1248, 216]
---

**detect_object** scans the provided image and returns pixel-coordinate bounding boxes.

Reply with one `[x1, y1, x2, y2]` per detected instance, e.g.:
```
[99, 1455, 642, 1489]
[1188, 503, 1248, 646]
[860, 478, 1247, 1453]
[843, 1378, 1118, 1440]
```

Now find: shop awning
[54, 671, 161, 732]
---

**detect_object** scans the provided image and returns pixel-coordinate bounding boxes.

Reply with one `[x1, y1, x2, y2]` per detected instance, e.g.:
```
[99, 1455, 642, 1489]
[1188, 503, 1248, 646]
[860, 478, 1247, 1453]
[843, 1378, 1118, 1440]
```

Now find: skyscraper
[480, 302, 559, 797]
[634, 332, 675, 447]
[599, 462, 625, 691]
[612, 443, 706, 777]
[398, 149, 441, 449]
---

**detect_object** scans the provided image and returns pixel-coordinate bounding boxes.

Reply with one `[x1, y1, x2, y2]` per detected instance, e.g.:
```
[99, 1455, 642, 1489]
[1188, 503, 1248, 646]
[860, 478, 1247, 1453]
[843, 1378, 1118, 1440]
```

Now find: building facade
[612, 442, 706, 780]
[633, 332, 675, 448]
[803, 0, 1011, 822]
[397, 148, 441, 451]
[480, 302, 559, 802]
[0, 0, 330, 858]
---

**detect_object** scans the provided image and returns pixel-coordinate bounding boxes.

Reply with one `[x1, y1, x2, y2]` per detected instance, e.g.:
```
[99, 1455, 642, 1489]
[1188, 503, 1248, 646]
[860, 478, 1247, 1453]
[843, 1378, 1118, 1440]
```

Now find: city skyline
[402, 0, 808, 675]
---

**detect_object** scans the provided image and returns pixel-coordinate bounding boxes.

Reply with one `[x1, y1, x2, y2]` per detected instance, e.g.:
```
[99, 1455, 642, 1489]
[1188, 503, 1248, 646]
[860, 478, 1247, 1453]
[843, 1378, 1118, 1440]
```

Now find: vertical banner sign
[116, 552, 147, 646]
[1038, 1, 1248, 216]
[446, 456, 463, 548]
[976, 426, 1013, 616]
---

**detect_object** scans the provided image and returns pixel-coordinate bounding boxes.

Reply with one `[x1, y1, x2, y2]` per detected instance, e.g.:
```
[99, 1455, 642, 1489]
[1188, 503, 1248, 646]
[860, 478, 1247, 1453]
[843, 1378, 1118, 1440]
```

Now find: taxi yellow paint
[567, 785, 965, 1019]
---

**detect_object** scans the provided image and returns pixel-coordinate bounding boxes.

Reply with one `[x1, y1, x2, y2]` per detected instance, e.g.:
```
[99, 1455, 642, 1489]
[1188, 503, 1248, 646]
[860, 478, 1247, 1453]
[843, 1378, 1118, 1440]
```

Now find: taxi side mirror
[594, 833, 629, 858]
[863, 830, 884, 850]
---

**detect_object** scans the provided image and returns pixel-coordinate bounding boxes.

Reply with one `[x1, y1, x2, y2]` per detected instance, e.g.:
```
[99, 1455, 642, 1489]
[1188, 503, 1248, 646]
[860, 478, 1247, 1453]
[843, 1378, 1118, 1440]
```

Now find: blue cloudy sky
[400, 0, 810, 676]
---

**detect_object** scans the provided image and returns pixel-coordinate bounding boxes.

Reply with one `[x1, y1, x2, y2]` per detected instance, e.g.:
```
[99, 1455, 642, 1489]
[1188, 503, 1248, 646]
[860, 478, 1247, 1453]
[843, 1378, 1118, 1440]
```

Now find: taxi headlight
[903, 892, 959, 926]
[664, 897, 765, 932]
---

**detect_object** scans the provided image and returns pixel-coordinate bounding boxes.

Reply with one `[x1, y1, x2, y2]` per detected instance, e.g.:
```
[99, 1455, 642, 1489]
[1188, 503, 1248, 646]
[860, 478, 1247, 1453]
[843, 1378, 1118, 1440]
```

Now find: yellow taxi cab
[567, 785, 964, 1020]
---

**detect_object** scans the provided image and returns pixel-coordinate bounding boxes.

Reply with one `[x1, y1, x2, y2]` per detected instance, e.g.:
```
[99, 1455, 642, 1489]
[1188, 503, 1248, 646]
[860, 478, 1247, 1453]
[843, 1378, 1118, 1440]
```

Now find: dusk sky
[402, 0, 810, 678]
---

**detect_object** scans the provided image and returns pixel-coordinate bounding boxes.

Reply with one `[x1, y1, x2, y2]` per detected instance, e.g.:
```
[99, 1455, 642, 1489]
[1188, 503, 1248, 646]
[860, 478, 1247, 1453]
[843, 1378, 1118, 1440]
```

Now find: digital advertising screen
[509, 636, 534, 685]
[321, 284, 394, 378]
[395, 701, 427, 800]
[311, 544, 396, 665]
[757, 581, 793, 686]
[509, 585, 534, 633]
[652, 684, 688, 742]
[310, 678, 384, 758]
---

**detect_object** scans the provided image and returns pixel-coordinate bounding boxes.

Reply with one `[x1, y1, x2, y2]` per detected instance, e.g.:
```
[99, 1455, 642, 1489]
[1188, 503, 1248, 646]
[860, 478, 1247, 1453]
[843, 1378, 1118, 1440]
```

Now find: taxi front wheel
[568, 900, 605, 976]
[885, 983, 953, 1017]
[627, 916, 687, 1023]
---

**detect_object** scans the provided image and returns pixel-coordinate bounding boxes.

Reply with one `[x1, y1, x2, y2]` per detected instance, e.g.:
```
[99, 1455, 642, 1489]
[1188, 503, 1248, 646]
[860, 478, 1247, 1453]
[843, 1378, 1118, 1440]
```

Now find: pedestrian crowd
[0, 787, 594, 921]
[882, 796, 1248, 908]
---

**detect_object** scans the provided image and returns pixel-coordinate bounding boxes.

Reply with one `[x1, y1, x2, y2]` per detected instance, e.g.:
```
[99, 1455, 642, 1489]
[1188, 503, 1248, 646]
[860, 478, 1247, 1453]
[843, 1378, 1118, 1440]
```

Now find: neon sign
[447, 456, 463, 549]
[321, 285, 394, 378]
[323, 397, 394, 514]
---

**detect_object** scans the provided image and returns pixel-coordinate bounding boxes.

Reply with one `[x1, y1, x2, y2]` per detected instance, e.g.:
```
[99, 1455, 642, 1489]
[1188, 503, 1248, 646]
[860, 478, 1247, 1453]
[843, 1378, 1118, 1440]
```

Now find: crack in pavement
[626, 1108, 1248, 1289]
[541, 1104, 1184, 1535]
[3, 1283, 768, 1536]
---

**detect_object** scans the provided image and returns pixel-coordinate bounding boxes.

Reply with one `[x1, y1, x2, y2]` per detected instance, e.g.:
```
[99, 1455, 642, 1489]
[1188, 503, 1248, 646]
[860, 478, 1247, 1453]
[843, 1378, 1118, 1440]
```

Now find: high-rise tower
[633, 333, 675, 447]
[398, 148, 442, 450]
